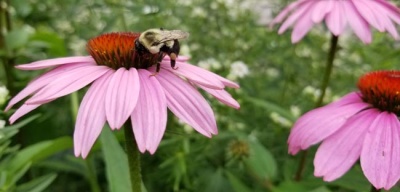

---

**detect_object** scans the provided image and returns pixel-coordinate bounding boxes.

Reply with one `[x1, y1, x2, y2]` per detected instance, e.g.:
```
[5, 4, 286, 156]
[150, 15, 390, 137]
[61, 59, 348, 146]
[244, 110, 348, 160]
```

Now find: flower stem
[70, 93, 101, 192]
[123, 120, 142, 192]
[294, 150, 308, 181]
[315, 34, 339, 108]
[0, 0, 16, 95]
[294, 34, 339, 181]
[85, 159, 101, 192]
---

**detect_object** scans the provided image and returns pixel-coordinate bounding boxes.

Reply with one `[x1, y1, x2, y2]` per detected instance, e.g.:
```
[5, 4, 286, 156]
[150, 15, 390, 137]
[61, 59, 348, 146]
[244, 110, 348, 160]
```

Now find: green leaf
[5, 28, 30, 50]
[225, 171, 252, 192]
[7, 136, 72, 175]
[272, 180, 326, 192]
[310, 186, 331, 192]
[329, 165, 370, 192]
[36, 157, 86, 177]
[0, 114, 40, 141]
[15, 173, 57, 192]
[2, 114, 40, 132]
[29, 31, 67, 57]
[11, 0, 33, 16]
[0, 171, 6, 187]
[204, 168, 231, 192]
[100, 128, 131, 192]
[11, 162, 31, 184]
[244, 139, 277, 181]
[246, 97, 295, 122]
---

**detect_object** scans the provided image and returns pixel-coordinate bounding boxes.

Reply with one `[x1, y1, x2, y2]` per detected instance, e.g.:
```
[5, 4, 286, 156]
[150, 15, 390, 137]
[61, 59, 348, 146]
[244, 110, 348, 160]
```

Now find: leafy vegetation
[1, 0, 400, 191]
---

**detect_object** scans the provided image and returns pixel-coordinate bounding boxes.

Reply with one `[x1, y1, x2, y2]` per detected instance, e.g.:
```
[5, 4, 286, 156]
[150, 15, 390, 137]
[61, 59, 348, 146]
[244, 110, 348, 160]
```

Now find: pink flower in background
[288, 71, 400, 190]
[5, 32, 240, 158]
[270, 0, 400, 43]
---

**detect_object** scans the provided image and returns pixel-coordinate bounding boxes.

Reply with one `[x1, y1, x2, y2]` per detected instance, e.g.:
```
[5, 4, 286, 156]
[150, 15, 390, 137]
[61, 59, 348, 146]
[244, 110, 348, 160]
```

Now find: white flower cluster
[302, 85, 333, 103]
[68, 36, 87, 56]
[227, 61, 249, 80]
[269, 105, 301, 128]
[270, 112, 291, 128]
[0, 120, 5, 129]
[0, 85, 9, 106]
[179, 44, 191, 58]
[197, 58, 222, 70]
[0, 85, 7, 130]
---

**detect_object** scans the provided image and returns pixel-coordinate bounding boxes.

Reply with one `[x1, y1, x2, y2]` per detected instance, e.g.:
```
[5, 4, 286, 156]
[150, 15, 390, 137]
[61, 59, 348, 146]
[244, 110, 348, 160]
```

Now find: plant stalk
[85, 159, 101, 192]
[294, 34, 339, 181]
[0, 0, 16, 95]
[124, 120, 142, 192]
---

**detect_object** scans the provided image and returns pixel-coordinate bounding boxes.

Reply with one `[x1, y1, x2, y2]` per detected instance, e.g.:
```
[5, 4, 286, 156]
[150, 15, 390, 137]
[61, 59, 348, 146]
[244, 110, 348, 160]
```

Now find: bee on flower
[5, 29, 240, 158]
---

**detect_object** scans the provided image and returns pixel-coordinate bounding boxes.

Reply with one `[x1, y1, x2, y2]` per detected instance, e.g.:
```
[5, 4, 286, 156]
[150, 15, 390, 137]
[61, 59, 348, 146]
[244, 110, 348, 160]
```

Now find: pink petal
[288, 92, 369, 154]
[16, 56, 95, 70]
[278, 1, 313, 34]
[314, 109, 380, 181]
[5, 63, 89, 111]
[162, 61, 239, 89]
[155, 69, 217, 137]
[131, 70, 167, 154]
[367, 0, 400, 39]
[9, 103, 44, 124]
[26, 65, 111, 104]
[74, 71, 112, 158]
[198, 84, 240, 109]
[361, 112, 400, 190]
[270, 0, 309, 27]
[162, 55, 190, 62]
[376, 0, 400, 25]
[292, 5, 315, 43]
[105, 68, 140, 130]
[162, 61, 224, 89]
[343, 0, 371, 44]
[311, 0, 333, 23]
[352, 0, 385, 31]
[330, 92, 364, 106]
[381, 18, 399, 39]
[216, 75, 239, 89]
[326, 1, 347, 36]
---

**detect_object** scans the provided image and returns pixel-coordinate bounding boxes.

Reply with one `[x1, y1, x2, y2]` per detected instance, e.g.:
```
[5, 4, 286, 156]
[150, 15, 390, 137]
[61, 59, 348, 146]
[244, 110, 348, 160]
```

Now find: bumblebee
[135, 28, 189, 73]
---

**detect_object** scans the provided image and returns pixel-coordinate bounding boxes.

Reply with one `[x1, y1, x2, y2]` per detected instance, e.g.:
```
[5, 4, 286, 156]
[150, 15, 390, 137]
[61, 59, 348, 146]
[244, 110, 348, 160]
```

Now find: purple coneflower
[5, 32, 240, 158]
[271, 0, 400, 43]
[288, 71, 400, 190]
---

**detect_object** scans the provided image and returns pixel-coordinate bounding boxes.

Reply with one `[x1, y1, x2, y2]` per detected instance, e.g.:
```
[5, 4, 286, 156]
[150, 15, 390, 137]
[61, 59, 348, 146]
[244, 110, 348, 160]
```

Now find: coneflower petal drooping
[5, 31, 240, 158]
[288, 71, 400, 190]
[271, 0, 400, 43]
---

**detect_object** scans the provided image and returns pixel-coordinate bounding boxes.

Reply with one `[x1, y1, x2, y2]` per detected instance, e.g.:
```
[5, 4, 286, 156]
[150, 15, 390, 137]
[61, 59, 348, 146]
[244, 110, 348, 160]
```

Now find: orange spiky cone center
[358, 71, 400, 114]
[86, 32, 159, 69]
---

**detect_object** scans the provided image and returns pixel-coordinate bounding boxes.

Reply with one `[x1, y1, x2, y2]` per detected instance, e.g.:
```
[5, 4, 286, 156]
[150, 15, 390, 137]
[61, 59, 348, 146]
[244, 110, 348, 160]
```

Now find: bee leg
[170, 53, 179, 70]
[150, 63, 161, 77]
[150, 53, 164, 77]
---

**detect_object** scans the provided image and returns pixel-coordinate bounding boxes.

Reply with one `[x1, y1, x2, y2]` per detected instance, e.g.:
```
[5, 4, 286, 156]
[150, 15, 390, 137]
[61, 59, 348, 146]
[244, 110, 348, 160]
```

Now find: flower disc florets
[87, 32, 159, 70]
[358, 71, 400, 115]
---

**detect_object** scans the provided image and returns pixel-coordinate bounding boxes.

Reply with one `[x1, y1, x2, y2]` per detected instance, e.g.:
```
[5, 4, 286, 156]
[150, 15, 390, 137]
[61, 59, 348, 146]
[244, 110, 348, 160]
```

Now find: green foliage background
[0, 0, 400, 191]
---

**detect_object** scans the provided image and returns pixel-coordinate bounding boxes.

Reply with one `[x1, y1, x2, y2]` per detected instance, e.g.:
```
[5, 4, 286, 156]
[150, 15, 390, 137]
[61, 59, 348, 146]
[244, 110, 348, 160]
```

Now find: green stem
[315, 35, 339, 108]
[124, 120, 142, 192]
[70, 93, 100, 192]
[70, 92, 79, 121]
[294, 150, 308, 181]
[85, 159, 101, 192]
[294, 34, 339, 181]
[0, 0, 16, 95]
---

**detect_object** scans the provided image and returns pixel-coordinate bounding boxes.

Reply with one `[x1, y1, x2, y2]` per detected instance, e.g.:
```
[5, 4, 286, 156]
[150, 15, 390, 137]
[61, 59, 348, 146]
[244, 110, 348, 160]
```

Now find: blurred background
[1, 0, 400, 191]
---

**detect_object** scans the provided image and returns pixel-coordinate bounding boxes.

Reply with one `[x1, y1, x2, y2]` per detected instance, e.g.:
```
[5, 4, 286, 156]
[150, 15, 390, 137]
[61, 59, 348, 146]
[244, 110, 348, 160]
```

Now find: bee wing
[158, 30, 189, 43]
